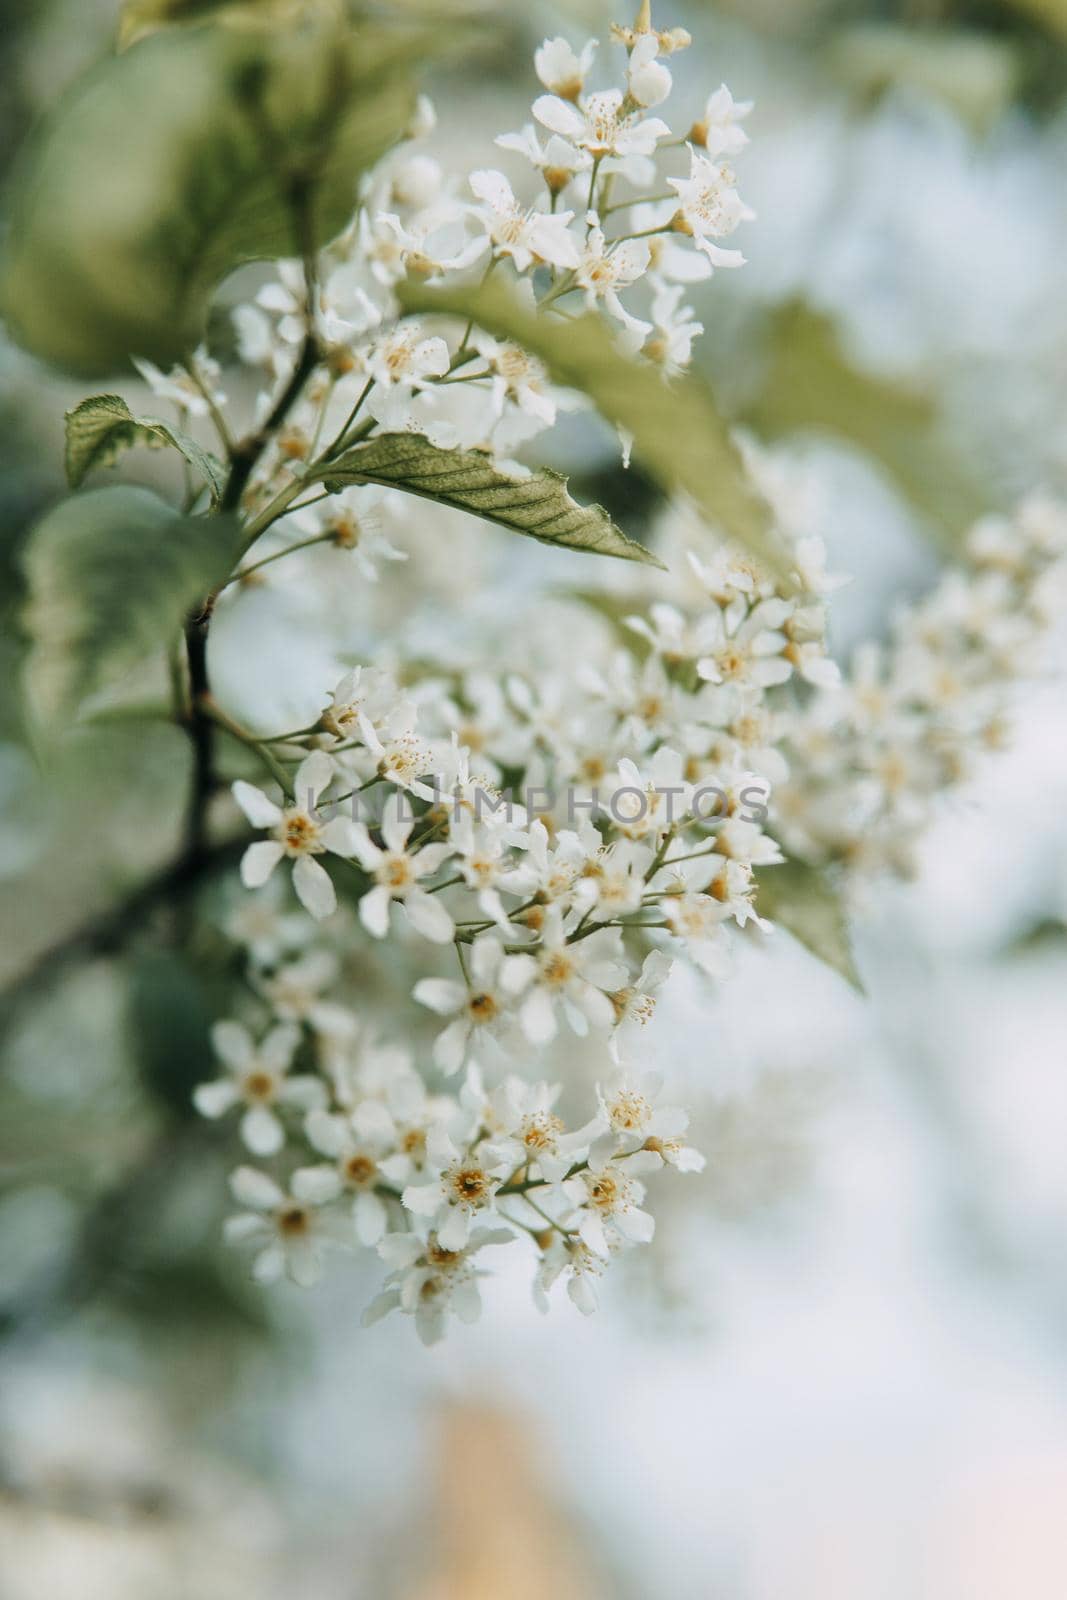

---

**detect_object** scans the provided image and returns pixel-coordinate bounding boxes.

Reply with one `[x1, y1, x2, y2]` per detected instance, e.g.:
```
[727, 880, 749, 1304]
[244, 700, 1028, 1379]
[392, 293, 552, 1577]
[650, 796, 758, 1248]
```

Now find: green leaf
[1, 15, 427, 375]
[756, 858, 863, 991]
[65, 394, 226, 503]
[743, 302, 986, 550]
[317, 432, 663, 566]
[117, 0, 342, 48]
[397, 277, 793, 584]
[21, 486, 242, 730]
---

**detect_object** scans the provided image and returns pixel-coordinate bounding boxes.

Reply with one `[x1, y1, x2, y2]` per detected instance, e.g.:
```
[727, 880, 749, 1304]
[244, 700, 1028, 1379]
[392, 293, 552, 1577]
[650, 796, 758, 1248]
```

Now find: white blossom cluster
[157, 12, 1066, 1335]
[140, 7, 754, 502]
[774, 495, 1067, 881]
[199, 893, 702, 1341]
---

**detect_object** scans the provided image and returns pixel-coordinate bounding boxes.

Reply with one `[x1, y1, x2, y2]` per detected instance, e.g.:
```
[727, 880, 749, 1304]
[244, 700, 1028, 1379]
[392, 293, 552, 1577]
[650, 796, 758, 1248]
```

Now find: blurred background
[3, 1, 1067, 1595]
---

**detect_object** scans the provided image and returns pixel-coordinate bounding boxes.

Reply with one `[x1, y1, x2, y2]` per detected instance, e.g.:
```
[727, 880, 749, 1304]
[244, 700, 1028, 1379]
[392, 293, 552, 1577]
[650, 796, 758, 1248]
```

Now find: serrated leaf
[1, 16, 427, 375]
[66, 394, 226, 504]
[21, 486, 242, 730]
[756, 858, 863, 991]
[397, 278, 792, 584]
[317, 432, 663, 566]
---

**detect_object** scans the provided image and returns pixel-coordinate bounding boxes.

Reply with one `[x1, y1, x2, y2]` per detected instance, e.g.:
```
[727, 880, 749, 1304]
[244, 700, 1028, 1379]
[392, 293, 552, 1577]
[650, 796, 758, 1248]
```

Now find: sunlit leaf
[318, 432, 664, 565]
[21, 486, 242, 729]
[1, 16, 428, 375]
[756, 858, 863, 990]
[743, 302, 986, 547]
[397, 277, 793, 583]
[65, 394, 226, 503]
[118, 0, 344, 48]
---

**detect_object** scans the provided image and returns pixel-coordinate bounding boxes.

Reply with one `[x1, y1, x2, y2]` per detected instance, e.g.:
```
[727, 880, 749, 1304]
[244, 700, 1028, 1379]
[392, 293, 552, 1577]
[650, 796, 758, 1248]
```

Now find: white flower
[413, 934, 513, 1074]
[222, 876, 313, 968]
[667, 147, 753, 268]
[304, 1100, 401, 1246]
[494, 126, 590, 193]
[533, 90, 670, 163]
[371, 210, 487, 284]
[355, 703, 434, 793]
[193, 1020, 324, 1155]
[574, 227, 652, 348]
[534, 1234, 604, 1315]
[285, 492, 408, 584]
[534, 35, 597, 101]
[482, 1077, 591, 1185]
[363, 1225, 512, 1345]
[401, 1122, 513, 1250]
[694, 598, 795, 691]
[501, 906, 627, 1044]
[591, 1069, 703, 1173]
[793, 535, 850, 598]
[498, 818, 587, 905]
[255, 948, 355, 1038]
[627, 34, 672, 109]
[608, 948, 673, 1052]
[348, 791, 455, 944]
[604, 747, 692, 841]
[658, 877, 732, 977]
[133, 350, 224, 416]
[472, 332, 557, 426]
[562, 1152, 657, 1257]
[233, 751, 357, 920]
[572, 837, 653, 922]
[447, 816, 518, 928]
[690, 84, 753, 157]
[224, 1165, 346, 1286]
[320, 663, 407, 744]
[469, 169, 580, 272]
[643, 281, 704, 373]
[362, 322, 450, 391]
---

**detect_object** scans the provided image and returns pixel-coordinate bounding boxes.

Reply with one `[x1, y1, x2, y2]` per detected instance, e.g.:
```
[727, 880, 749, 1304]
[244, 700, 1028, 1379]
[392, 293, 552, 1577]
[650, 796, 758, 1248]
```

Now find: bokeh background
[3, 2, 1067, 1595]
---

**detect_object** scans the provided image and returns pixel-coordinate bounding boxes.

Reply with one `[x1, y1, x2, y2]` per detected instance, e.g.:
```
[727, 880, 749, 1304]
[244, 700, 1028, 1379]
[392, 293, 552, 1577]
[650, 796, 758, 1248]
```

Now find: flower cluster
[201, 890, 703, 1340]
[774, 495, 1067, 882]
[164, 10, 1066, 1337]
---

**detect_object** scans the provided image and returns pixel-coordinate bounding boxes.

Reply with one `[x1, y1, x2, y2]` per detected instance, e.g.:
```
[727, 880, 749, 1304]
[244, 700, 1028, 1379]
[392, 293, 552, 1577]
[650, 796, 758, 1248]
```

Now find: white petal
[413, 977, 465, 1016]
[380, 790, 415, 852]
[354, 1190, 387, 1246]
[230, 1165, 284, 1210]
[321, 815, 360, 855]
[521, 987, 557, 1045]
[451, 1277, 482, 1324]
[251, 1244, 286, 1284]
[469, 168, 515, 212]
[240, 1105, 285, 1156]
[531, 95, 584, 138]
[359, 883, 392, 938]
[437, 1206, 470, 1250]
[232, 780, 282, 828]
[291, 1165, 342, 1204]
[193, 1078, 241, 1118]
[294, 749, 333, 806]
[285, 1240, 322, 1287]
[402, 1181, 444, 1217]
[240, 840, 284, 888]
[278, 1074, 327, 1110]
[260, 1023, 299, 1071]
[292, 855, 336, 920]
[405, 889, 455, 944]
[211, 1019, 253, 1069]
[433, 1017, 470, 1076]
[305, 1109, 348, 1158]
[616, 1205, 655, 1243]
